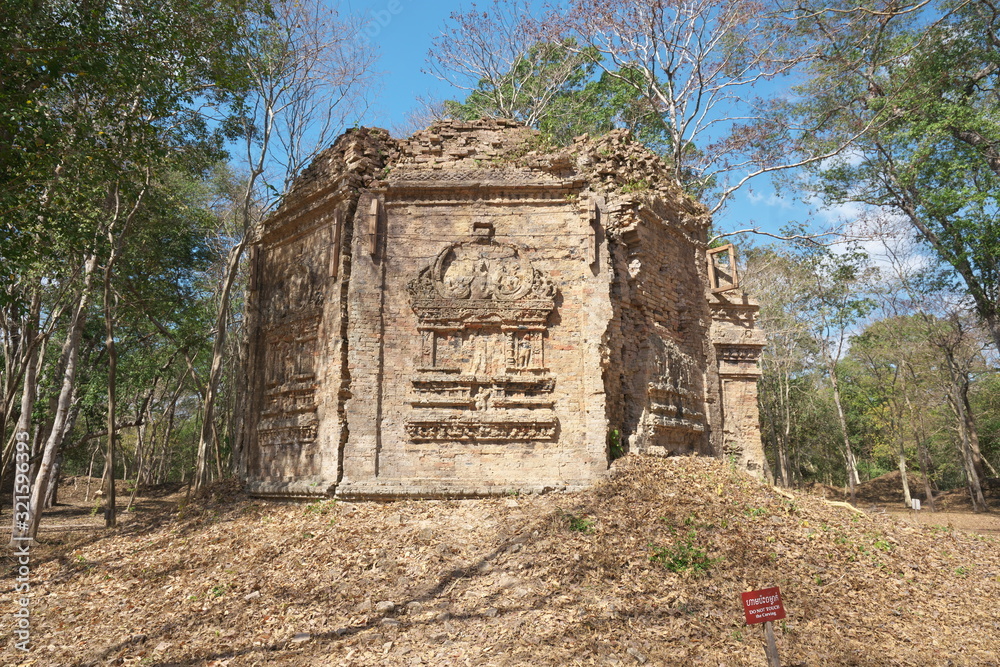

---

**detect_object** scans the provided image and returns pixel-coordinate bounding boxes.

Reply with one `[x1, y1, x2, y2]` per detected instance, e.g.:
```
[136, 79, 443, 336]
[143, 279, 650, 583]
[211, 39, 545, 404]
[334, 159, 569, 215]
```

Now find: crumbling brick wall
[241, 120, 766, 498]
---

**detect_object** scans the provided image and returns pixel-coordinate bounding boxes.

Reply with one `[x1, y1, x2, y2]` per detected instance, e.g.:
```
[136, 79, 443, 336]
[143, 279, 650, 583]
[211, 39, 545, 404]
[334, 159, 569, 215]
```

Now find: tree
[6, 0, 274, 542]
[926, 313, 993, 511]
[791, 0, 1000, 353]
[427, 1, 599, 128]
[192, 0, 377, 492]
[848, 316, 928, 507]
[429, 0, 883, 218]
[742, 245, 819, 487]
[808, 248, 878, 501]
[544, 0, 842, 211]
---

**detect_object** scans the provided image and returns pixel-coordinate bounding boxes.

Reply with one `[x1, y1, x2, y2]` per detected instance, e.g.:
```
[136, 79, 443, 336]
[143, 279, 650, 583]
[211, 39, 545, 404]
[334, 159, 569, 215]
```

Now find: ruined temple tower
[241, 120, 766, 498]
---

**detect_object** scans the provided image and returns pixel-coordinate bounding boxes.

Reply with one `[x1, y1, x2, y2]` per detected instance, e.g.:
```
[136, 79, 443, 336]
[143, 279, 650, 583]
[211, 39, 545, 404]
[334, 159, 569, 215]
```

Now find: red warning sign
[741, 587, 786, 625]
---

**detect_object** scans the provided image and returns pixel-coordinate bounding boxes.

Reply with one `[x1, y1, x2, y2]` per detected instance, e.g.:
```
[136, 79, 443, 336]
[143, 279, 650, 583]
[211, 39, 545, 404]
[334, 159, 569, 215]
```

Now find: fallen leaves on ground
[4, 455, 1000, 666]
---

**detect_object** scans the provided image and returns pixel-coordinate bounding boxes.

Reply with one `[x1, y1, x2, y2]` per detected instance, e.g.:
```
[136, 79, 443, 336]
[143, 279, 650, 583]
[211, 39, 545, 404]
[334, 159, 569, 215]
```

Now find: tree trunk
[941, 344, 989, 512]
[103, 255, 118, 529]
[156, 382, 183, 484]
[949, 389, 989, 512]
[983, 311, 1000, 360]
[8, 291, 41, 534]
[897, 439, 912, 508]
[194, 236, 251, 493]
[13, 254, 97, 543]
[43, 456, 60, 508]
[762, 392, 785, 486]
[779, 369, 793, 486]
[960, 383, 990, 481]
[829, 366, 859, 502]
[916, 435, 936, 512]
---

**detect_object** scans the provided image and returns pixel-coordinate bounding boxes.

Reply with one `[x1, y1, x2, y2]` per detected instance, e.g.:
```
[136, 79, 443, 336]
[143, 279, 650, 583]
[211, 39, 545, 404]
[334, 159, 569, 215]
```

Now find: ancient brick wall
[242, 120, 767, 498]
[243, 129, 392, 496]
[601, 197, 717, 458]
[709, 290, 768, 475]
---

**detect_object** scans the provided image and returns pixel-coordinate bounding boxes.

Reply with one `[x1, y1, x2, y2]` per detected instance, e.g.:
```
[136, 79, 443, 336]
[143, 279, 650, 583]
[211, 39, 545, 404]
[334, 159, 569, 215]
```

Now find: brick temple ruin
[241, 120, 766, 499]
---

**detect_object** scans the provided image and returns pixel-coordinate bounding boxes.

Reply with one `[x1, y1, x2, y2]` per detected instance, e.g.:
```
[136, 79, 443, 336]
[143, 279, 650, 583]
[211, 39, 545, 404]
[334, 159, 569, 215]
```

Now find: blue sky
[343, 0, 830, 240]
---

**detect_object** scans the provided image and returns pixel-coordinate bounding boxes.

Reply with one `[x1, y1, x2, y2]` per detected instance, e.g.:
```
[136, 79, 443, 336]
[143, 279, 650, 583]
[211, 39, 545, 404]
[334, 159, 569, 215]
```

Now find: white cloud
[832, 206, 932, 278]
[746, 190, 793, 208]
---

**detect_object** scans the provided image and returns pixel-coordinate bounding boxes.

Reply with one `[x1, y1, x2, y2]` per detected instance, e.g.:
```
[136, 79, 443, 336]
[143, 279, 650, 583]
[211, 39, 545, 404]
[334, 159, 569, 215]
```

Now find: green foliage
[444, 42, 672, 151]
[649, 530, 720, 574]
[0, 0, 269, 285]
[305, 499, 337, 515]
[620, 179, 651, 193]
[792, 0, 1000, 350]
[608, 428, 624, 460]
[564, 513, 595, 533]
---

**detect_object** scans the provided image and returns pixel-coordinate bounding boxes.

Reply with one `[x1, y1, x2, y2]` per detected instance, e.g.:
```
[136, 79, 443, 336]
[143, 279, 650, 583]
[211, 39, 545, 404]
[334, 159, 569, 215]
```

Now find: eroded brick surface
[241, 120, 766, 498]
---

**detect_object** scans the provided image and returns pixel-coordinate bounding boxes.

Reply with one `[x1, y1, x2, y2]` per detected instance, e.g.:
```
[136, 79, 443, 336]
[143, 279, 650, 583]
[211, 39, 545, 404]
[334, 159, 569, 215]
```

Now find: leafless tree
[425, 0, 593, 126]
[546, 0, 818, 211]
[392, 96, 450, 137]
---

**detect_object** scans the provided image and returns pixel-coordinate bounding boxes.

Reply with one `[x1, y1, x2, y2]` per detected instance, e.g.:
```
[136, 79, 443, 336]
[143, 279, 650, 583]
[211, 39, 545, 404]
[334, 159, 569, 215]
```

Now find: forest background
[3, 0, 1000, 541]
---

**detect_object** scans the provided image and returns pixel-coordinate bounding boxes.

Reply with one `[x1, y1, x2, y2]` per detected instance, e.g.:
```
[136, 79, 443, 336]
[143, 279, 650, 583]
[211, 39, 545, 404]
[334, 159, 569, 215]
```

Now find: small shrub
[563, 511, 595, 533]
[608, 428, 624, 460]
[305, 499, 336, 515]
[649, 530, 720, 574]
[621, 179, 650, 193]
[873, 539, 893, 552]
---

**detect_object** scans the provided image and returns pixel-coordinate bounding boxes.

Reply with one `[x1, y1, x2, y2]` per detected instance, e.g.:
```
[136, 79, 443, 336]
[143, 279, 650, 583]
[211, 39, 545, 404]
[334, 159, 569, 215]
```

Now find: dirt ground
[3, 457, 1000, 666]
[806, 469, 1000, 535]
[885, 509, 1000, 535]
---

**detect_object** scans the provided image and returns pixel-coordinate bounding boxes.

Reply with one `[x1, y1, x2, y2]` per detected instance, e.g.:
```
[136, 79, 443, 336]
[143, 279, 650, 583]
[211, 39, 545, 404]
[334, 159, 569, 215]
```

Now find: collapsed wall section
[601, 197, 717, 458]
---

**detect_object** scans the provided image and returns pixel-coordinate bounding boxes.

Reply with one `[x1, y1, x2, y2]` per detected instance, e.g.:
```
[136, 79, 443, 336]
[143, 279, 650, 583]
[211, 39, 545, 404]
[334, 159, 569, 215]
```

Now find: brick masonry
[241, 120, 766, 499]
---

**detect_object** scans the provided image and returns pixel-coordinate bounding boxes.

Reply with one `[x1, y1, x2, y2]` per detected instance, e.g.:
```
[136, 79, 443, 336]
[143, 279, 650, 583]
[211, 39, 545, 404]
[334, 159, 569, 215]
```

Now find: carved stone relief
[257, 236, 326, 449]
[405, 235, 558, 442]
[647, 337, 706, 437]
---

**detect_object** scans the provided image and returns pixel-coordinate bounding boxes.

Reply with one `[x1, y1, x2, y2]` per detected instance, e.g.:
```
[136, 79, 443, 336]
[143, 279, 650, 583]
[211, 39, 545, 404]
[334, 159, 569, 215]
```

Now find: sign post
[741, 586, 786, 667]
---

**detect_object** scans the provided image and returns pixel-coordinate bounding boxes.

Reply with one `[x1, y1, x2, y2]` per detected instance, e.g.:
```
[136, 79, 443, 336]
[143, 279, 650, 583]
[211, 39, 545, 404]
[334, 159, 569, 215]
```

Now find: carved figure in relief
[654, 338, 693, 393]
[475, 387, 493, 411]
[516, 338, 532, 368]
[495, 262, 521, 296]
[471, 335, 490, 376]
[470, 260, 490, 299]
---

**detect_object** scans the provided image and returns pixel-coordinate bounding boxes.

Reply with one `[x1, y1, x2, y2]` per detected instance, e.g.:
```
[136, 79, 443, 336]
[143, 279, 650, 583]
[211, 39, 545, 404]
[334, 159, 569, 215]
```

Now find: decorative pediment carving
[407, 240, 556, 326]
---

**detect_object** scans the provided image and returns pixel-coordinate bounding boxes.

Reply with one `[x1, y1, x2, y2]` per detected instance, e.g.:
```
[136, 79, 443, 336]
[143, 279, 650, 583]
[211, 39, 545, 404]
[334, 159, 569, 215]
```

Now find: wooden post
[741, 586, 786, 666]
[763, 621, 781, 667]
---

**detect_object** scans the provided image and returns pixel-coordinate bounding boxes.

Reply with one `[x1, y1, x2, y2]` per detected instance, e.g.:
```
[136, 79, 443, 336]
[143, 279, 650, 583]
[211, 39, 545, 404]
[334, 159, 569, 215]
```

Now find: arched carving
[405, 237, 559, 443]
[407, 240, 555, 326]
